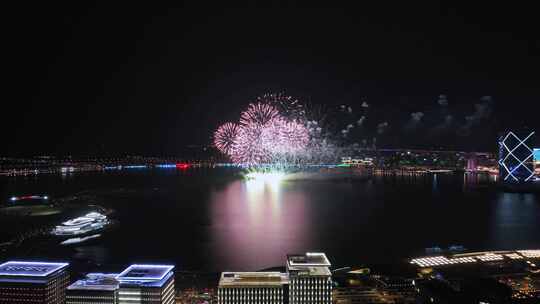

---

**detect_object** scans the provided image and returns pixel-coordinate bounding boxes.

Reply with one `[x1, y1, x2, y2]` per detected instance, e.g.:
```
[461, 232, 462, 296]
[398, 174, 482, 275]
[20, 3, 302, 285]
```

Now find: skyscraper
[117, 264, 175, 304]
[0, 261, 70, 304]
[218, 272, 288, 304]
[498, 130, 536, 182]
[66, 273, 119, 304]
[287, 252, 332, 304]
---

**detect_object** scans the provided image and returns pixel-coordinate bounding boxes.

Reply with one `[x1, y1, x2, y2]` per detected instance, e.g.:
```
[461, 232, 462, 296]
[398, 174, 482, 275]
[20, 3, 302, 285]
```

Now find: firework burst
[213, 122, 239, 155]
[215, 95, 311, 164]
[239, 103, 280, 126]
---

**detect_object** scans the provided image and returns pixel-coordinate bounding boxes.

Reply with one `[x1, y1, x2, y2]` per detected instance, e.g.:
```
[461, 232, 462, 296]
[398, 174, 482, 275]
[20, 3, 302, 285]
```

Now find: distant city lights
[8, 195, 49, 203]
[124, 165, 147, 169]
[176, 163, 191, 169]
[156, 164, 176, 168]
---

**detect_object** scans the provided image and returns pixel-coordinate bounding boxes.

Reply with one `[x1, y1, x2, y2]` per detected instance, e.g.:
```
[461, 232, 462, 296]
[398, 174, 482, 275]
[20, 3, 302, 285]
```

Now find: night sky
[4, 2, 539, 156]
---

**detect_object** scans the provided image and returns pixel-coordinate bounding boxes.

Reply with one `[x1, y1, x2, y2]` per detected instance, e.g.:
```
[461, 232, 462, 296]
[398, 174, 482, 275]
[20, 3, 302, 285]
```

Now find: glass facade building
[117, 264, 175, 304]
[498, 130, 536, 182]
[218, 252, 333, 304]
[66, 273, 119, 304]
[287, 253, 332, 304]
[218, 272, 287, 304]
[0, 261, 70, 304]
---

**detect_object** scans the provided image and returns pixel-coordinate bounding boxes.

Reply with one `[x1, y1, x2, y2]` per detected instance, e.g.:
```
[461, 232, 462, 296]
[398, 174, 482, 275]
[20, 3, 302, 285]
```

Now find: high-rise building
[66, 273, 119, 304]
[287, 252, 332, 304]
[498, 130, 536, 182]
[117, 264, 175, 304]
[218, 272, 288, 304]
[0, 261, 70, 304]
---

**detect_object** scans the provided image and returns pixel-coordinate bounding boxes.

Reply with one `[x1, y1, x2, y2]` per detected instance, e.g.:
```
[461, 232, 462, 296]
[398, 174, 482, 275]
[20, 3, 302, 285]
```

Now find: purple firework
[214, 96, 311, 164]
[213, 122, 239, 155]
[239, 103, 280, 126]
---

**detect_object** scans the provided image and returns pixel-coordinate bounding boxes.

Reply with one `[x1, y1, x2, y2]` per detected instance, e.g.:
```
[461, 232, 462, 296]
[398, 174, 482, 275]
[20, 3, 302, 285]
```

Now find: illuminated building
[498, 130, 536, 182]
[410, 249, 540, 268]
[117, 264, 175, 304]
[0, 261, 70, 304]
[218, 272, 288, 304]
[535, 148, 540, 179]
[287, 252, 333, 304]
[66, 273, 119, 304]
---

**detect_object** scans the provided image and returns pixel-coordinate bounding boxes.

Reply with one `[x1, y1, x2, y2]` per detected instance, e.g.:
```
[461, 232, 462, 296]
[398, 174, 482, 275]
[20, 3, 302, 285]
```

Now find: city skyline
[2, 3, 540, 303]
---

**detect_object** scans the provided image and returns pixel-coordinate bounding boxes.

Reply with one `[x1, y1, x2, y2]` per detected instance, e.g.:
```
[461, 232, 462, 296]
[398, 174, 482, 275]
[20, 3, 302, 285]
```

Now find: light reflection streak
[209, 175, 312, 270]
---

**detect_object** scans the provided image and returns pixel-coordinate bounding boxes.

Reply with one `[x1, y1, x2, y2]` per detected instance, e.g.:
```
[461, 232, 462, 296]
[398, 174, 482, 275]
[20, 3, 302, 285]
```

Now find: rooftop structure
[67, 273, 119, 304]
[116, 264, 174, 286]
[287, 252, 333, 304]
[0, 261, 68, 278]
[0, 261, 70, 304]
[67, 273, 119, 291]
[287, 252, 332, 276]
[117, 264, 175, 304]
[218, 272, 287, 304]
[219, 272, 289, 287]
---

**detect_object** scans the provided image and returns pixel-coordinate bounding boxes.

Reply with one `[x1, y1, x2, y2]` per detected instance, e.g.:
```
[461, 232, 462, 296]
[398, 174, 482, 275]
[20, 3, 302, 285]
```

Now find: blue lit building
[66, 273, 119, 304]
[498, 130, 536, 182]
[0, 261, 70, 304]
[117, 264, 175, 304]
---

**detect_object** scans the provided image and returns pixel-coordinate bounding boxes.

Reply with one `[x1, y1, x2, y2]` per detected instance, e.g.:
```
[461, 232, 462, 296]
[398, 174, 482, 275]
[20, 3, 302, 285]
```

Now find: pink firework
[214, 95, 311, 164]
[276, 119, 310, 153]
[239, 103, 280, 126]
[230, 122, 271, 164]
[213, 122, 239, 155]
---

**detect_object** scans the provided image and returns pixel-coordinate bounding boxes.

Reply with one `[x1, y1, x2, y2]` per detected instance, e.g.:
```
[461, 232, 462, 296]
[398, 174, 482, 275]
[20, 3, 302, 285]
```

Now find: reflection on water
[490, 192, 540, 249]
[1, 170, 539, 271]
[209, 177, 313, 270]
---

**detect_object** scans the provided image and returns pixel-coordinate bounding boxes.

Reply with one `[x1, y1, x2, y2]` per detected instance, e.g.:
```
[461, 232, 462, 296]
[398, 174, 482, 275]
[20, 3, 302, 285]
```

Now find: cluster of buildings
[410, 249, 540, 303]
[0, 261, 175, 304]
[0, 252, 331, 304]
[218, 252, 332, 304]
[1, 249, 539, 303]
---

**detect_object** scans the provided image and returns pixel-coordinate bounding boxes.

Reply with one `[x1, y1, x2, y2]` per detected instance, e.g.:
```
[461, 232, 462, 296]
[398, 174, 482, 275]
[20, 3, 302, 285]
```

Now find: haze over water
[1, 168, 539, 272]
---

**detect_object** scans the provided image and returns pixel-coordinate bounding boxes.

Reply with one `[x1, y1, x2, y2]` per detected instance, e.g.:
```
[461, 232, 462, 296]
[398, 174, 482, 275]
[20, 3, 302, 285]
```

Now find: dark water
[1, 168, 539, 272]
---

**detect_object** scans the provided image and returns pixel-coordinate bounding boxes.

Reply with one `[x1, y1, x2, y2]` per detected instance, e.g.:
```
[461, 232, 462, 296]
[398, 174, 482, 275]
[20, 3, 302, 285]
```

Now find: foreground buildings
[287, 253, 333, 304]
[66, 264, 175, 304]
[117, 264, 175, 304]
[218, 272, 287, 304]
[0, 261, 70, 304]
[66, 273, 119, 304]
[218, 252, 332, 304]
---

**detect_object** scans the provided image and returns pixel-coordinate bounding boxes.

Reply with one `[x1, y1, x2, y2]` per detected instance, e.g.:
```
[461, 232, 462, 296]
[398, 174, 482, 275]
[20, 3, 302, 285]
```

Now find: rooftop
[219, 272, 289, 287]
[287, 252, 331, 267]
[116, 264, 174, 282]
[116, 264, 174, 288]
[287, 253, 332, 277]
[0, 261, 68, 277]
[67, 273, 119, 291]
